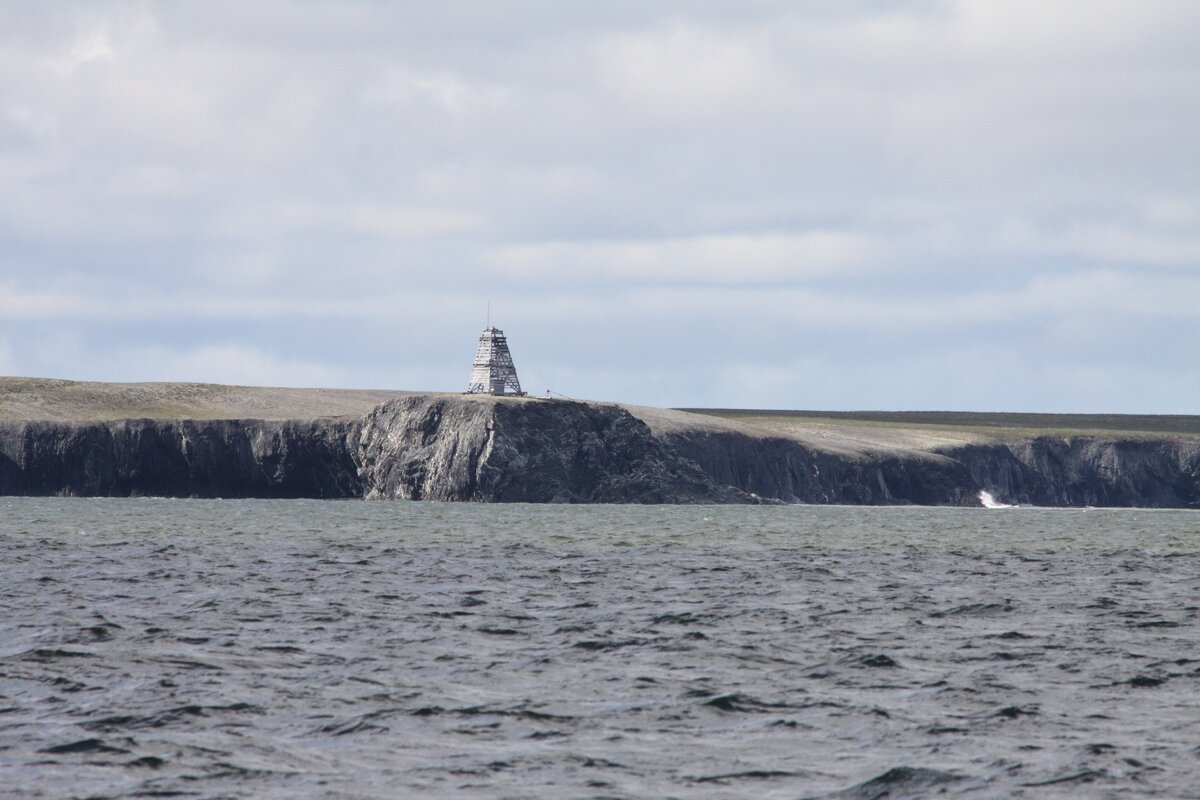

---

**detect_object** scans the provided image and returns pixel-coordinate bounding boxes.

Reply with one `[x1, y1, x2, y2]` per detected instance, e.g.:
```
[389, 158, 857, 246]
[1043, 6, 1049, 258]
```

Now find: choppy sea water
[1, 499, 1198, 799]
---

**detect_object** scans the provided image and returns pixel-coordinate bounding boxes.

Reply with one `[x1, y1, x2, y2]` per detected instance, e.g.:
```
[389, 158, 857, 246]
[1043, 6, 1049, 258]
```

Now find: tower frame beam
[466, 327, 525, 396]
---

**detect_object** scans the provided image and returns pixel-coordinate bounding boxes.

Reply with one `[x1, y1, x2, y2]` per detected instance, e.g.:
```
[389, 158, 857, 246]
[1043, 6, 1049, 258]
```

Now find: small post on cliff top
[465, 325, 526, 396]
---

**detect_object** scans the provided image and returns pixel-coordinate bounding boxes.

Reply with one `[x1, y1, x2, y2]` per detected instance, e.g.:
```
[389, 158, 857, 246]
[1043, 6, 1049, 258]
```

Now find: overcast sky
[1, 1, 1198, 411]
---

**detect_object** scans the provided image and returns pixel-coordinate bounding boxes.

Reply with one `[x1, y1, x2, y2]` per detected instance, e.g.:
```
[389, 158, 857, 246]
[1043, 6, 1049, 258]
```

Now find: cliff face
[657, 426, 1200, 508]
[950, 438, 1200, 508]
[656, 428, 979, 505]
[0, 394, 1196, 507]
[354, 396, 747, 503]
[0, 418, 361, 498]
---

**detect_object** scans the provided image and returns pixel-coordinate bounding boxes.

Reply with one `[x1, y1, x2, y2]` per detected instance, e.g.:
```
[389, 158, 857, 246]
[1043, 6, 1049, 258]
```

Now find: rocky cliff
[0, 391, 1196, 507]
[0, 397, 746, 503]
[0, 418, 361, 499]
[652, 427, 977, 505]
[354, 396, 747, 503]
[652, 424, 1200, 508]
[949, 438, 1200, 507]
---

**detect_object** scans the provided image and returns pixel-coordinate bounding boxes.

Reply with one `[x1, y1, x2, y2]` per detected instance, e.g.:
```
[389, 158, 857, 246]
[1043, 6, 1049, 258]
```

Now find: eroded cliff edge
[0, 418, 361, 499]
[0, 396, 747, 503]
[0, 388, 1196, 507]
[354, 396, 745, 503]
[646, 419, 1200, 508]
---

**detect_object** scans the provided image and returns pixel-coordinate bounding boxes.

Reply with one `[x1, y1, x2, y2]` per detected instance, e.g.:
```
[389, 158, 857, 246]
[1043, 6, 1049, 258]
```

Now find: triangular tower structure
[465, 327, 525, 396]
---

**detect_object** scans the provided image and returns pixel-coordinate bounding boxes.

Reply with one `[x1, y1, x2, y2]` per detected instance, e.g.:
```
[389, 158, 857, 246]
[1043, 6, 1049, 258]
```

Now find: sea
[1, 498, 1198, 799]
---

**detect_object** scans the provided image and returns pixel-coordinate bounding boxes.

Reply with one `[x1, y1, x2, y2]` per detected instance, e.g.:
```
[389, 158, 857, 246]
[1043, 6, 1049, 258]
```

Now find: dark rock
[948, 438, 1200, 507]
[0, 418, 360, 498]
[0, 395, 1197, 506]
[659, 426, 1200, 508]
[354, 396, 750, 503]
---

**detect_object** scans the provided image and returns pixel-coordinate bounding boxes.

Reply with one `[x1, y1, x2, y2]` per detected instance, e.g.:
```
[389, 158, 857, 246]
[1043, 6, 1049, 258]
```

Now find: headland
[0, 377, 1196, 507]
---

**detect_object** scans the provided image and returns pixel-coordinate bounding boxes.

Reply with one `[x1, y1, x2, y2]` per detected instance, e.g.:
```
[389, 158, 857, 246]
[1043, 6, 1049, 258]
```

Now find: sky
[1, 1, 1198, 411]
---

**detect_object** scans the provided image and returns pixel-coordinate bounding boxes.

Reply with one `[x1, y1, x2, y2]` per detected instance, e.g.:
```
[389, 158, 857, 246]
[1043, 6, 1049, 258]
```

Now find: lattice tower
[465, 327, 525, 395]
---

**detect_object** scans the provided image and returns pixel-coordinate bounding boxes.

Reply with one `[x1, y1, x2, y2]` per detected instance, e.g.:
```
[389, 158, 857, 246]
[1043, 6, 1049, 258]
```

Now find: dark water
[2, 500, 1199, 799]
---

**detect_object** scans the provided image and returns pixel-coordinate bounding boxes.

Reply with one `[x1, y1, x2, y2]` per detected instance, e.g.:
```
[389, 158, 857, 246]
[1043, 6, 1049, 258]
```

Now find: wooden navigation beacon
[465, 327, 526, 396]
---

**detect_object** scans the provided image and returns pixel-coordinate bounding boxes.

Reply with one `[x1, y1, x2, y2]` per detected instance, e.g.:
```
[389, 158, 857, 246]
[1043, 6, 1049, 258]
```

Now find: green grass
[677, 409, 1200, 440]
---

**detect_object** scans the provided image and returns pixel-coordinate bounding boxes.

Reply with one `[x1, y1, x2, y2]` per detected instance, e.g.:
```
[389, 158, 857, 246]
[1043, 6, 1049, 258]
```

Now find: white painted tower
[465, 327, 525, 396]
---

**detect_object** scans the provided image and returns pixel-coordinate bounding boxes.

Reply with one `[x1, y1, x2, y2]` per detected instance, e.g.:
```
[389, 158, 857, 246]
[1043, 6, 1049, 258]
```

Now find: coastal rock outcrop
[0, 393, 1196, 507]
[354, 396, 748, 503]
[654, 425, 1200, 508]
[949, 438, 1200, 507]
[654, 427, 980, 505]
[0, 418, 360, 498]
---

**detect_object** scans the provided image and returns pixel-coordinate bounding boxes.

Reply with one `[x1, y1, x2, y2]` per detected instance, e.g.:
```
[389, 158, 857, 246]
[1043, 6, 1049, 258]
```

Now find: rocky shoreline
[0, 393, 1197, 507]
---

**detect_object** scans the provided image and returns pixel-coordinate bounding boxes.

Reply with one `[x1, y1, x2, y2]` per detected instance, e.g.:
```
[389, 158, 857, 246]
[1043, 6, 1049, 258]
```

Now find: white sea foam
[979, 490, 1015, 509]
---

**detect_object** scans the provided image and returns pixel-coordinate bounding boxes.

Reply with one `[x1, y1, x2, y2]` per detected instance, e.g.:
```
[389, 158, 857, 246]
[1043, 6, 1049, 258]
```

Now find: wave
[979, 490, 1017, 509]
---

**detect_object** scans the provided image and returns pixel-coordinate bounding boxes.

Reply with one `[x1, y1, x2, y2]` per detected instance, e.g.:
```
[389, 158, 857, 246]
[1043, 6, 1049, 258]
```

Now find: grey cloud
[0, 1, 1197, 410]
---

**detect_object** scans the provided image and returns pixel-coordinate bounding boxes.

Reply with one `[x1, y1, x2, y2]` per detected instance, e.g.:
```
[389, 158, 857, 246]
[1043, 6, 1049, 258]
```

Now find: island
[0, 377, 1196, 507]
